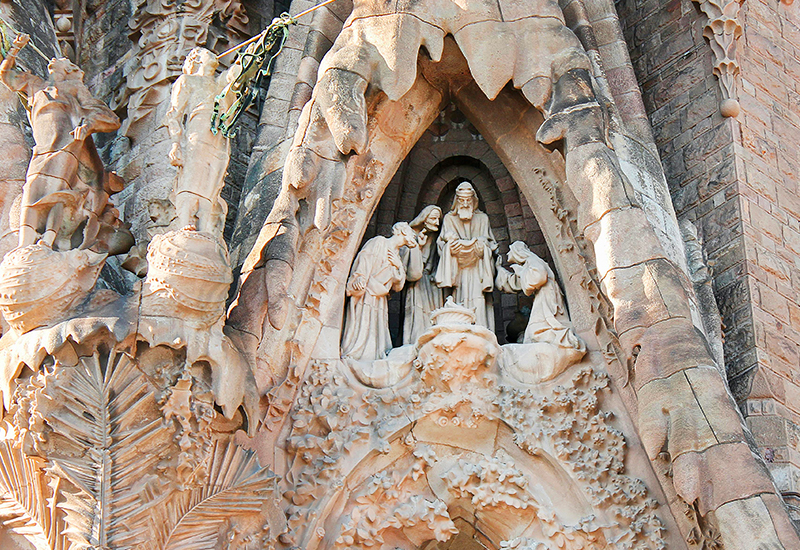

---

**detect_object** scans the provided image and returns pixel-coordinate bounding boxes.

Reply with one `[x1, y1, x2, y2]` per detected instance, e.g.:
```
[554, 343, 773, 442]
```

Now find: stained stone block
[672, 441, 776, 516]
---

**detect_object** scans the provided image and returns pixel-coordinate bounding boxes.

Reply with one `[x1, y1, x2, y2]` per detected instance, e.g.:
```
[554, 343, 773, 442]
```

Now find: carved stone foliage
[692, 0, 743, 117]
[0, 167, 267, 549]
[0, 330, 279, 550]
[282, 311, 666, 549]
[334, 445, 458, 548]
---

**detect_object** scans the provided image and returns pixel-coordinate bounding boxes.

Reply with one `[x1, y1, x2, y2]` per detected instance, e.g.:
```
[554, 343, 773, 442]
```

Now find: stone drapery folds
[0, 0, 796, 548]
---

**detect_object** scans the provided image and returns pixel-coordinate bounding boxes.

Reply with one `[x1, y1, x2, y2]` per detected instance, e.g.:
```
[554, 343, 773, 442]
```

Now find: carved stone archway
[229, 2, 800, 547]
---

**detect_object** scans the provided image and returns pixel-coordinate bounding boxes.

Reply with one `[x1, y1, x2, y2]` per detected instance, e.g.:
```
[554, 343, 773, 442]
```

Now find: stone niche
[362, 102, 552, 346]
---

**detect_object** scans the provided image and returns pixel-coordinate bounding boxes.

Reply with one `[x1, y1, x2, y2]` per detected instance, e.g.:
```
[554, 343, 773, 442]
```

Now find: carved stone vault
[0, 1, 797, 549]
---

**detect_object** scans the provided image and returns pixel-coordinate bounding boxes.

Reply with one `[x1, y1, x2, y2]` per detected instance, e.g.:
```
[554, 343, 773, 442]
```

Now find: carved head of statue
[410, 205, 442, 234]
[183, 47, 219, 77]
[391, 222, 418, 249]
[452, 181, 479, 221]
[508, 241, 534, 265]
[48, 57, 84, 83]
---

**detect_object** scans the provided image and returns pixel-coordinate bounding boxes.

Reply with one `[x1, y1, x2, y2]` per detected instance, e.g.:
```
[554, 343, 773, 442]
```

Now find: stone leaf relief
[440, 450, 531, 511]
[692, 0, 743, 117]
[0, 337, 280, 550]
[334, 445, 458, 548]
[0, 0, 796, 548]
[282, 302, 666, 549]
[0, 30, 277, 549]
[0, 422, 69, 550]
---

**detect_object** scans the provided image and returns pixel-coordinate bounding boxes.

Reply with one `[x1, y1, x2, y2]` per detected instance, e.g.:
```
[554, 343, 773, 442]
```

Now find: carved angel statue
[342, 222, 418, 361]
[165, 47, 240, 234]
[401, 205, 443, 344]
[496, 241, 585, 384]
[0, 34, 130, 253]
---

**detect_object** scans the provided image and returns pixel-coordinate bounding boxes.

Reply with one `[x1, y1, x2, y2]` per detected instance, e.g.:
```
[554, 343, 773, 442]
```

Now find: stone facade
[618, 0, 800, 519]
[0, 0, 799, 549]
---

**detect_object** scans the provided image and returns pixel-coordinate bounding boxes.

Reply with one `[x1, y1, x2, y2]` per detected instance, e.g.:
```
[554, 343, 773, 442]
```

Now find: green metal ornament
[211, 13, 295, 138]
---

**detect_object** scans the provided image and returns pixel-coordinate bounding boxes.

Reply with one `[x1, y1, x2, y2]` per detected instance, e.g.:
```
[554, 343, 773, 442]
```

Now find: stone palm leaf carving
[39, 350, 174, 550]
[0, 427, 68, 550]
[2, 344, 278, 550]
[153, 440, 277, 550]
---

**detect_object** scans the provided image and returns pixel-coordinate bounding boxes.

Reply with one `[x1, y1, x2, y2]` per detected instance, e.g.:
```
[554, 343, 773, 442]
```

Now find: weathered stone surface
[673, 441, 775, 516]
[3, 0, 800, 548]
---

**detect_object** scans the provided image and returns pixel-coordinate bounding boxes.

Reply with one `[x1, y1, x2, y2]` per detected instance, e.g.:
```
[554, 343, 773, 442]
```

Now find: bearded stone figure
[342, 222, 418, 361]
[401, 205, 443, 344]
[435, 181, 497, 329]
[165, 47, 237, 234]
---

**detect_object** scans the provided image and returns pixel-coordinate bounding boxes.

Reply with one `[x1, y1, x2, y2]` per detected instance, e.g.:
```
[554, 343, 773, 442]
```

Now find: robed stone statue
[342, 222, 418, 361]
[435, 181, 497, 329]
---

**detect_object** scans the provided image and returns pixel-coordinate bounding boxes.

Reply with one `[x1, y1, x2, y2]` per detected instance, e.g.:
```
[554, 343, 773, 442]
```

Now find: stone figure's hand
[349, 275, 366, 294]
[168, 142, 182, 167]
[71, 124, 90, 142]
[387, 249, 402, 269]
[12, 34, 30, 52]
[495, 255, 504, 270]
[417, 231, 428, 247]
[474, 240, 484, 255]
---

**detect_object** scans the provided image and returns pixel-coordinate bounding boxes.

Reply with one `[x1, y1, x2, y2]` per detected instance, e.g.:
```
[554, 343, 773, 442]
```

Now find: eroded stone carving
[435, 181, 497, 329]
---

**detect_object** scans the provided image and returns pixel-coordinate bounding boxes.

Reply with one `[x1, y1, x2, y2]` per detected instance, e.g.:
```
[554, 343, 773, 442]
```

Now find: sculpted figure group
[342, 181, 585, 381]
